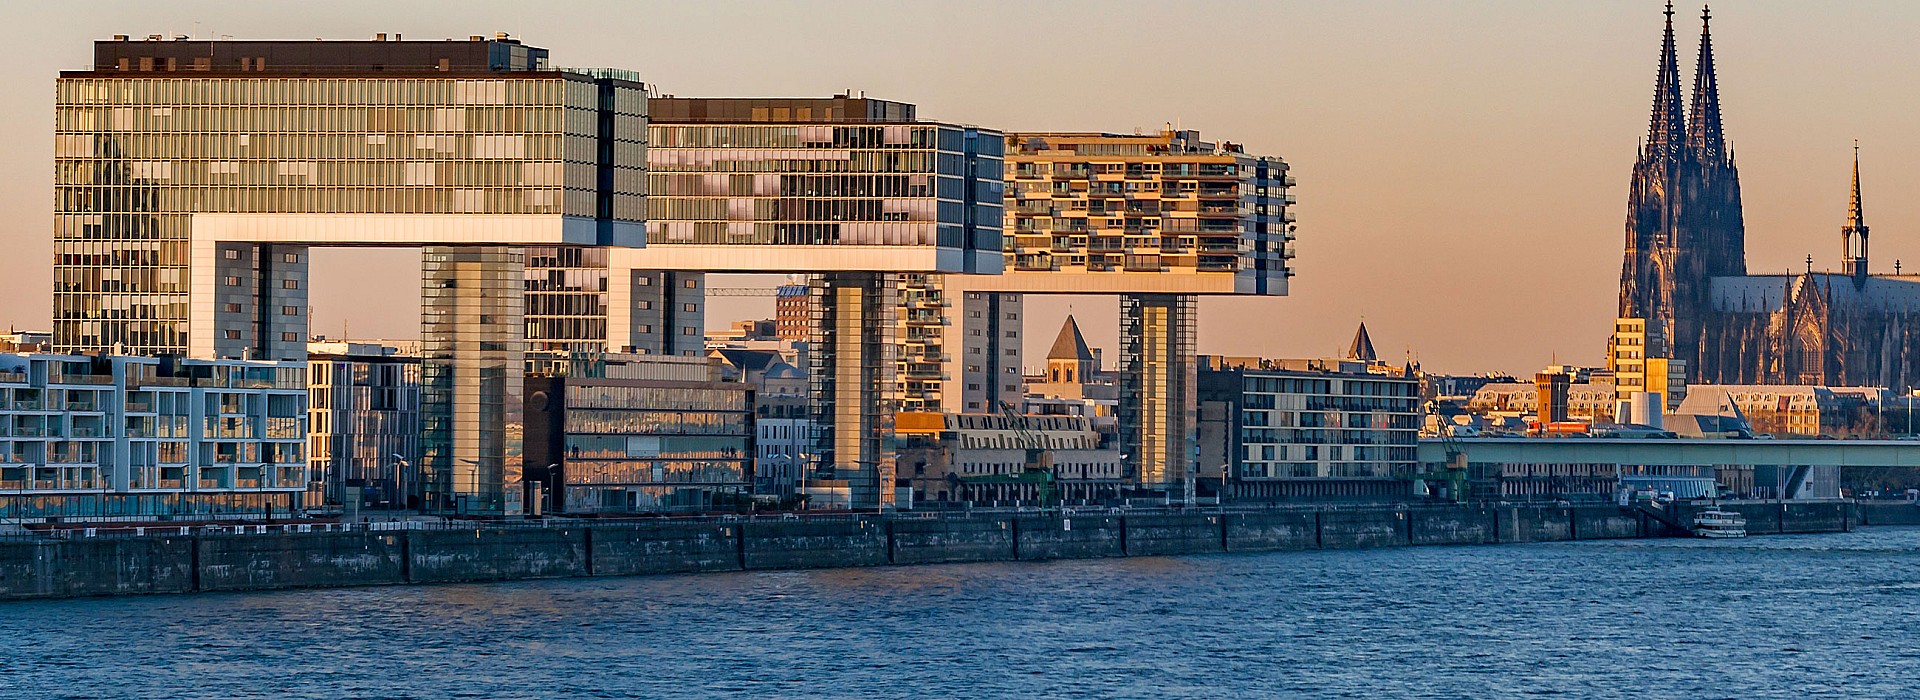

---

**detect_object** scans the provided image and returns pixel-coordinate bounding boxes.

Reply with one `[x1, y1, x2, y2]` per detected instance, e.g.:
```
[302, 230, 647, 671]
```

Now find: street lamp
[389, 454, 410, 511]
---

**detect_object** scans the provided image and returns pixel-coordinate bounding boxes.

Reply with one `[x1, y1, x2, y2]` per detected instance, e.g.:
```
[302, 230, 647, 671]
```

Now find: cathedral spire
[1844, 141, 1870, 282]
[1647, 1, 1688, 157]
[1688, 4, 1725, 160]
[1849, 141, 1865, 231]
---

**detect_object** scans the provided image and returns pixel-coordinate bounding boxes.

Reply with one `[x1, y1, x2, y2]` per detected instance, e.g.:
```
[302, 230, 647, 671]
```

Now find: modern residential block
[0, 353, 307, 520]
[1197, 356, 1419, 503]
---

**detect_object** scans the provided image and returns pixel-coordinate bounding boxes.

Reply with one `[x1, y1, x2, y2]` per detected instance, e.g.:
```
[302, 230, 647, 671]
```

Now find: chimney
[374, 32, 387, 41]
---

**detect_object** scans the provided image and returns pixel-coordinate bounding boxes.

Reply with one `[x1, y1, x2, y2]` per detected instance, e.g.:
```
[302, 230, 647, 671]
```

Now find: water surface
[6, 529, 1919, 699]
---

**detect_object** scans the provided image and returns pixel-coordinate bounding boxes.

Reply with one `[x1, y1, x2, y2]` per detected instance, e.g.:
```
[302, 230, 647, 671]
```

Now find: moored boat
[1692, 509, 1748, 538]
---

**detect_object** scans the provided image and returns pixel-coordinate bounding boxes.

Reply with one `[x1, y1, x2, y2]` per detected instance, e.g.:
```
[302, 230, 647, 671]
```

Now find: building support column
[808, 272, 898, 509]
[421, 245, 525, 515]
[1119, 293, 1197, 503]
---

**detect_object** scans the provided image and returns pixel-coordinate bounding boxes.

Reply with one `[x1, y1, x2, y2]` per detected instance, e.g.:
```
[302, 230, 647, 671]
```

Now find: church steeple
[1688, 5, 1725, 161]
[1646, 1, 1688, 157]
[1843, 142, 1869, 283]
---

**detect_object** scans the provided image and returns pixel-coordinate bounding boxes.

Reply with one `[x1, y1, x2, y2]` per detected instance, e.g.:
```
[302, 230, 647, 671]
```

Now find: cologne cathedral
[1620, 4, 1920, 390]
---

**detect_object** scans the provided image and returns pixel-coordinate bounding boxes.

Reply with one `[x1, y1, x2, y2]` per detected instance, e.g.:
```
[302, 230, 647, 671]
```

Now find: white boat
[1692, 509, 1748, 538]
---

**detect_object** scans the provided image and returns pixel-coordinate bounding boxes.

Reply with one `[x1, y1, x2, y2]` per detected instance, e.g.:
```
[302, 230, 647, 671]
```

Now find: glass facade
[1119, 293, 1197, 497]
[53, 38, 652, 514]
[307, 347, 421, 508]
[808, 272, 898, 507]
[646, 122, 1003, 256]
[421, 246, 524, 513]
[52, 72, 642, 358]
[525, 375, 752, 514]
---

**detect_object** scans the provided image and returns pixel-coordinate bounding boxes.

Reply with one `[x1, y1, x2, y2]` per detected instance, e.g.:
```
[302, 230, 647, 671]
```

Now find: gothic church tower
[1619, 3, 1746, 371]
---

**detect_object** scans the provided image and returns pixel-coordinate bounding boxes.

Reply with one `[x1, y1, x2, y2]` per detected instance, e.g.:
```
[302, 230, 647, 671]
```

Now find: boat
[1692, 509, 1748, 539]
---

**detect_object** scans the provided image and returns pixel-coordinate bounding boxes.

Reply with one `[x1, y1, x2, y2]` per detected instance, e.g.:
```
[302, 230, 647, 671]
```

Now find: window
[682, 327, 696, 335]
[223, 249, 240, 260]
[224, 276, 240, 286]
[283, 253, 298, 263]
[682, 279, 698, 288]
[224, 303, 242, 313]
[281, 332, 299, 342]
[683, 303, 697, 312]
[281, 306, 300, 316]
[224, 330, 241, 340]
[282, 279, 299, 290]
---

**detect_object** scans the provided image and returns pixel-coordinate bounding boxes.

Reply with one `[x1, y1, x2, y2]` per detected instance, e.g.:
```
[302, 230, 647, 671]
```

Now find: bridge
[1418, 438, 1920, 469]
[1416, 437, 1920, 501]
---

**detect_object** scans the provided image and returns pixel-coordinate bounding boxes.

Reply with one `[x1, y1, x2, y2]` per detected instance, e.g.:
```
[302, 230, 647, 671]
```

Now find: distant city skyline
[5, 0, 1919, 374]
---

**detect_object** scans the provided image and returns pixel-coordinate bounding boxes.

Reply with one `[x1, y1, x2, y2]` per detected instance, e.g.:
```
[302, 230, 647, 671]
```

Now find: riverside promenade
[1, 500, 1904, 601]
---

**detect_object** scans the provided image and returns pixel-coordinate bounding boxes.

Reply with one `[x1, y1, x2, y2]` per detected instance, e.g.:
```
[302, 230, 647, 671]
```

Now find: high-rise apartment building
[960, 129, 1295, 501]
[603, 95, 1004, 508]
[53, 35, 648, 513]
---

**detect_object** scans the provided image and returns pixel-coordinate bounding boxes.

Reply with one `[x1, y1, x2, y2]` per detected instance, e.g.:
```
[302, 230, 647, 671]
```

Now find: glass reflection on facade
[421, 246, 524, 513]
[525, 373, 752, 513]
[1119, 293, 1196, 498]
[53, 70, 642, 358]
[307, 343, 421, 508]
[53, 37, 651, 514]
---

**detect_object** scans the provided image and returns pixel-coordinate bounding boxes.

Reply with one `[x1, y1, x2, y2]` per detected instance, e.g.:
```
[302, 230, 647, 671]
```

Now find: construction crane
[702, 286, 786, 297]
[956, 403, 1058, 508]
[1408, 432, 1469, 504]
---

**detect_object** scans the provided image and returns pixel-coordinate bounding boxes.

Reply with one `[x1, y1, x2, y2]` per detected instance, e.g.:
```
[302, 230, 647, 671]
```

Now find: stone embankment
[0, 500, 1887, 601]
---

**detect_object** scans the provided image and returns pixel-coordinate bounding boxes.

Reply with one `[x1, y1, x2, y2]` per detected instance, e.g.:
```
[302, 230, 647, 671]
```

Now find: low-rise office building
[712, 348, 811, 497]
[0, 354, 308, 521]
[524, 355, 753, 514]
[1197, 356, 1420, 502]
[895, 412, 1122, 506]
[307, 341, 421, 509]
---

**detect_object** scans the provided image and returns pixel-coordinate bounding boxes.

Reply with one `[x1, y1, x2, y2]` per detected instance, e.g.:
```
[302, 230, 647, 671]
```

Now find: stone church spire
[1688, 5, 1725, 161]
[1646, 2, 1688, 158]
[1844, 142, 1870, 282]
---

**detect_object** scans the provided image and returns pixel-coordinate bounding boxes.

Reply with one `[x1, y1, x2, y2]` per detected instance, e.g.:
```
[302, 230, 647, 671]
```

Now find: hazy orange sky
[4, 1, 1917, 375]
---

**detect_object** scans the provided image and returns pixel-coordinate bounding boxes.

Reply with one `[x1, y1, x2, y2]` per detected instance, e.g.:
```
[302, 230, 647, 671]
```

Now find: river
[5, 528, 1919, 699]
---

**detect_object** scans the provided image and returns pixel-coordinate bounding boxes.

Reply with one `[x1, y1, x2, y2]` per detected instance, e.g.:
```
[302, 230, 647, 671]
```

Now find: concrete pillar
[949, 286, 1023, 413]
[201, 242, 309, 361]
[420, 246, 525, 515]
[808, 272, 898, 509]
[1119, 293, 1197, 502]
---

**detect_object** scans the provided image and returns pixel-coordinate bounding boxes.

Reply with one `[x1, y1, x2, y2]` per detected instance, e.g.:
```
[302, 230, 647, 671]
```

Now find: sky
[3, 0, 1918, 375]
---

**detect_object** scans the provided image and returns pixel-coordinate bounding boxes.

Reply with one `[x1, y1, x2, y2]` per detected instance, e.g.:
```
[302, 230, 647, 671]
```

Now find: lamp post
[388, 454, 409, 511]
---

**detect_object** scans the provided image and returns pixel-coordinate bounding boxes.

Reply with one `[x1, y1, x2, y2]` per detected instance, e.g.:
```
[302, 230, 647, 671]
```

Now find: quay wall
[1855, 501, 1920, 527]
[0, 502, 1865, 601]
